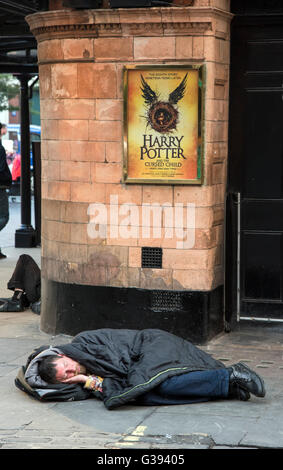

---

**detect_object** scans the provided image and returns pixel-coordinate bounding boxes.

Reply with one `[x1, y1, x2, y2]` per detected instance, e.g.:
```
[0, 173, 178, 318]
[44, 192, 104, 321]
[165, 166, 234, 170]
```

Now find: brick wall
[27, 2, 232, 295]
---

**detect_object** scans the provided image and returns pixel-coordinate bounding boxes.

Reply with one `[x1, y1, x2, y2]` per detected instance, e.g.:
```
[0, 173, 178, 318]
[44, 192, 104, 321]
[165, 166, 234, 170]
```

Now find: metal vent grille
[150, 291, 183, 312]
[141, 247, 162, 269]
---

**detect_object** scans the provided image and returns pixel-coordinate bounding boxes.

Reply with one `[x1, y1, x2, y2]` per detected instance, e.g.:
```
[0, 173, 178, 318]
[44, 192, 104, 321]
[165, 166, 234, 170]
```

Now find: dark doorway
[226, 2, 283, 325]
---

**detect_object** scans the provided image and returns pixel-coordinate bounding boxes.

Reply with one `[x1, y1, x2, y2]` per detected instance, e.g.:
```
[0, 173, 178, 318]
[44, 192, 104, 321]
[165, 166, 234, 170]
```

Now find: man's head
[38, 354, 85, 384]
[0, 123, 7, 137]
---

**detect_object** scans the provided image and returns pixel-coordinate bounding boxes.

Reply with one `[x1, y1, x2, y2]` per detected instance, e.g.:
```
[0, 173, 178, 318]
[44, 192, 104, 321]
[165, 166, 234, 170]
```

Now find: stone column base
[41, 279, 224, 344]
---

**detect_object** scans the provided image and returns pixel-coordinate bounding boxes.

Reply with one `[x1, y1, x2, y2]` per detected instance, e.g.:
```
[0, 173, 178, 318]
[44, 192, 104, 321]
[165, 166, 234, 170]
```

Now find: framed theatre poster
[123, 64, 205, 185]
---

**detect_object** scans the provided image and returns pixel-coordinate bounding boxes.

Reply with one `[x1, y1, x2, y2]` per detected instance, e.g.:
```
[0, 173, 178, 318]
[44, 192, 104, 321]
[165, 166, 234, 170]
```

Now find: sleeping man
[19, 328, 266, 409]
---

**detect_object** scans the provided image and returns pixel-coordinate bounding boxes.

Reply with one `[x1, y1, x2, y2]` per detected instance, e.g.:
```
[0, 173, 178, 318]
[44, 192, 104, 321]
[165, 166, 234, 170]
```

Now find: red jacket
[12, 154, 21, 181]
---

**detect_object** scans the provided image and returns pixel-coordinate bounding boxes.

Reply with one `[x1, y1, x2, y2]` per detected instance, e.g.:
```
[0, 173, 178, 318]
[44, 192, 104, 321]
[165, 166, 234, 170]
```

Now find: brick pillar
[26, 1, 233, 342]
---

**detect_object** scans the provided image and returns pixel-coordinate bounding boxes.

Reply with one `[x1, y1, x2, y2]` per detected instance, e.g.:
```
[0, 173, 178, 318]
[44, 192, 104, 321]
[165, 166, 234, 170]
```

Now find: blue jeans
[137, 369, 229, 405]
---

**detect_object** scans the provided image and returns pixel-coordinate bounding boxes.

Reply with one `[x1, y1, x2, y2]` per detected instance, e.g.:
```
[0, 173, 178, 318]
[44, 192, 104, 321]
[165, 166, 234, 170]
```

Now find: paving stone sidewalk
[0, 300, 283, 450]
[1, 204, 283, 450]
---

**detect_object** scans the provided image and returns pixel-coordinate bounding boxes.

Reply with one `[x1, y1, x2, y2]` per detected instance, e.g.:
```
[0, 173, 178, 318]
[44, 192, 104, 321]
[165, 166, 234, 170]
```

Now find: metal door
[226, 10, 283, 324]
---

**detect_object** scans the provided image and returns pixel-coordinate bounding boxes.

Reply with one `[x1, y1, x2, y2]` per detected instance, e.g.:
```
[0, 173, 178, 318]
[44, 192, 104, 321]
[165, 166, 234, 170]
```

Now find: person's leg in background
[0, 254, 41, 312]
[0, 188, 9, 259]
[7, 254, 41, 303]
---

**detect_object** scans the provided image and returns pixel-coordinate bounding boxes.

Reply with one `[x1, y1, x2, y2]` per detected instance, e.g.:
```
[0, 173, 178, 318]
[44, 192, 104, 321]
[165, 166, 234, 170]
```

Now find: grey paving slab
[154, 397, 269, 419]
[0, 338, 44, 363]
[0, 378, 56, 429]
[240, 417, 283, 448]
[138, 410, 257, 446]
[52, 400, 156, 435]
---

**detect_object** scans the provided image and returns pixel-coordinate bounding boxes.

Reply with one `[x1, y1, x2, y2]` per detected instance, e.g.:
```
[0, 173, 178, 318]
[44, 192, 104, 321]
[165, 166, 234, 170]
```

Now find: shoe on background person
[0, 289, 29, 312]
[30, 300, 41, 315]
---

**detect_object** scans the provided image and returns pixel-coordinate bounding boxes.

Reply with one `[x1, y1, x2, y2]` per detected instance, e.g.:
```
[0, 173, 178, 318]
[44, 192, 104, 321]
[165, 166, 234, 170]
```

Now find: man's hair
[38, 355, 60, 384]
[0, 123, 6, 130]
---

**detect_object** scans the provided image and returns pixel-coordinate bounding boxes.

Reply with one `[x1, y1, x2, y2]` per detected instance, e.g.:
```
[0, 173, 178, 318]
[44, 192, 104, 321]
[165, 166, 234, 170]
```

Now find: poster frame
[122, 63, 205, 185]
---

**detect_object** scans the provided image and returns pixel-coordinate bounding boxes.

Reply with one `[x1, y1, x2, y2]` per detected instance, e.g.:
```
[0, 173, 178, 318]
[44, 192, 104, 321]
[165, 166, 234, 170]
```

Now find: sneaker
[31, 300, 41, 315]
[0, 290, 28, 312]
[0, 252, 7, 259]
[0, 298, 24, 312]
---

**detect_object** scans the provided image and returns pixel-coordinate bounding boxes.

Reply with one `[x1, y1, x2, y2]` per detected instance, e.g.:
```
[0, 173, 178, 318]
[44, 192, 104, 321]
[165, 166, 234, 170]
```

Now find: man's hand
[62, 374, 88, 384]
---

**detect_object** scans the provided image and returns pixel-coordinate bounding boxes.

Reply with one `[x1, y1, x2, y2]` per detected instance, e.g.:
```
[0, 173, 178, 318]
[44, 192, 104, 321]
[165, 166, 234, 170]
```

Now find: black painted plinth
[15, 227, 37, 248]
[41, 279, 224, 344]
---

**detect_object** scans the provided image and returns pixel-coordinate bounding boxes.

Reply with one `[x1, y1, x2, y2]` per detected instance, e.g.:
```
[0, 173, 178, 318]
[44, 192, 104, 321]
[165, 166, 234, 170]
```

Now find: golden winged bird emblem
[140, 73, 188, 134]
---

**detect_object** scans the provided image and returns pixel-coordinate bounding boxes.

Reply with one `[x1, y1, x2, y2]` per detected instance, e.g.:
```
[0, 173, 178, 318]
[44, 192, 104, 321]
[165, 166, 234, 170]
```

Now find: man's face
[54, 355, 85, 382]
[1, 126, 7, 136]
